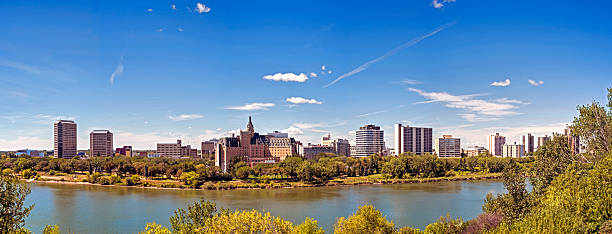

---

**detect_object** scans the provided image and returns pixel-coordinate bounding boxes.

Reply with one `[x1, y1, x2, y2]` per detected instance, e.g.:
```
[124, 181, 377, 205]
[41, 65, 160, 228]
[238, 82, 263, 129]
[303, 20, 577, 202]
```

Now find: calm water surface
[24, 180, 505, 233]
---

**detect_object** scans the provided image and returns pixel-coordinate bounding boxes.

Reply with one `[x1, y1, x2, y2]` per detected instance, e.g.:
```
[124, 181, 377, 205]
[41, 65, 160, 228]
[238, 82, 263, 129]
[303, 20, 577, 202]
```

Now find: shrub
[21, 169, 36, 180]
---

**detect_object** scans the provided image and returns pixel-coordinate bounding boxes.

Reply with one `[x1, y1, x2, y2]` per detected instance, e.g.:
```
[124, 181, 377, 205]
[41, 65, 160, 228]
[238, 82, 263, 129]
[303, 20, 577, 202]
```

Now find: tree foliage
[572, 86, 612, 158]
[0, 176, 33, 233]
[333, 205, 396, 234]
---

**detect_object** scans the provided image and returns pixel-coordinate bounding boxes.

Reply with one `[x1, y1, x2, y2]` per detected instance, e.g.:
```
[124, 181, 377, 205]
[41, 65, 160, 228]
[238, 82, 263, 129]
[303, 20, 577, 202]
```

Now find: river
[24, 180, 505, 233]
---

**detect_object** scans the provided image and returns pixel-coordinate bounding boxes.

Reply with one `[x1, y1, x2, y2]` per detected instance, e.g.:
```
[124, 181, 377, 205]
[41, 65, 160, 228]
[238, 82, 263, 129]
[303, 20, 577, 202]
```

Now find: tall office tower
[54, 120, 77, 158]
[434, 135, 461, 158]
[354, 124, 385, 157]
[394, 123, 433, 155]
[522, 133, 535, 154]
[488, 133, 506, 157]
[90, 130, 113, 157]
[537, 135, 551, 149]
[564, 126, 581, 154]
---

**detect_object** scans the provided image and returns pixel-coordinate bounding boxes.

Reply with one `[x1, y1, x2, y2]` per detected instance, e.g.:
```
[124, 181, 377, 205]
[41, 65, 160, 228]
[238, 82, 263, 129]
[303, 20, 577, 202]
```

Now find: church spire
[247, 116, 254, 132]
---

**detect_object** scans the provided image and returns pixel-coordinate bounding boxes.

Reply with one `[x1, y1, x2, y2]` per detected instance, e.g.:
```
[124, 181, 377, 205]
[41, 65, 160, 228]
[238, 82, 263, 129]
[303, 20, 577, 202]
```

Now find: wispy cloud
[147, 9, 153, 12]
[0, 58, 40, 74]
[309, 72, 318, 78]
[281, 126, 304, 135]
[286, 97, 322, 105]
[357, 110, 389, 118]
[263, 73, 308, 82]
[397, 79, 422, 85]
[225, 103, 275, 111]
[168, 114, 203, 121]
[432, 0, 456, 9]
[321, 65, 326, 71]
[490, 79, 510, 87]
[171, 4, 177, 10]
[109, 58, 124, 85]
[408, 88, 525, 122]
[178, 28, 184, 32]
[528, 80, 544, 86]
[196, 3, 211, 13]
[323, 22, 455, 88]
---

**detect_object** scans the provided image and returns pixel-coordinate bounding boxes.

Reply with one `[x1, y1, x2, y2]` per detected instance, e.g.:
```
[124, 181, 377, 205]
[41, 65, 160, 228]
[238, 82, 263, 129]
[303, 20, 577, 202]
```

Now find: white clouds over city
[168, 114, 203, 121]
[263, 73, 308, 82]
[408, 88, 525, 122]
[286, 97, 322, 105]
[490, 79, 510, 87]
[196, 3, 211, 13]
[528, 80, 544, 86]
[225, 103, 275, 111]
[432, 0, 456, 9]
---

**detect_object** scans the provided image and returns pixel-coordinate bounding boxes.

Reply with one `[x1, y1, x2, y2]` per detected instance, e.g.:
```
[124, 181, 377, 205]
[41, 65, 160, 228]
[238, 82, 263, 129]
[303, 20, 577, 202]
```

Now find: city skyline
[2, 1, 612, 150]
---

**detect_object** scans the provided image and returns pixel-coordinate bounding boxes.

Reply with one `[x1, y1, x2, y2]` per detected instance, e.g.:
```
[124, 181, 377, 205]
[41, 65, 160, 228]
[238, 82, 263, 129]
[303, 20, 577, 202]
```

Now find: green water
[24, 180, 505, 233]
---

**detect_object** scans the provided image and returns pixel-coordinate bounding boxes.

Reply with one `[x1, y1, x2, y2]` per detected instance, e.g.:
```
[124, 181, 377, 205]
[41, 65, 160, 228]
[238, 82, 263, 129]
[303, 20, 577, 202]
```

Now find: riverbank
[26, 171, 501, 190]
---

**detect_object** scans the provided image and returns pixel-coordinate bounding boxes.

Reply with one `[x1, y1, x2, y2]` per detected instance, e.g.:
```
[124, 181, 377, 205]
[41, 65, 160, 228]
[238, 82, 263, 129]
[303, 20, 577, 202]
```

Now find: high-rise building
[354, 124, 385, 157]
[502, 142, 525, 158]
[466, 146, 489, 157]
[488, 133, 506, 157]
[522, 133, 535, 155]
[201, 140, 216, 156]
[90, 130, 113, 157]
[537, 135, 551, 149]
[54, 120, 77, 158]
[394, 124, 433, 155]
[564, 126, 581, 154]
[434, 135, 461, 158]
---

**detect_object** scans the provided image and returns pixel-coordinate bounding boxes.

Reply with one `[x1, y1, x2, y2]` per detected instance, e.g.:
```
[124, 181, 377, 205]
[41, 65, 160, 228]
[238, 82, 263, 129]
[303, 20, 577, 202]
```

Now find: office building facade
[502, 143, 525, 158]
[434, 135, 461, 158]
[488, 133, 506, 157]
[54, 120, 77, 158]
[354, 124, 385, 157]
[394, 124, 433, 155]
[90, 130, 113, 157]
[522, 133, 535, 155]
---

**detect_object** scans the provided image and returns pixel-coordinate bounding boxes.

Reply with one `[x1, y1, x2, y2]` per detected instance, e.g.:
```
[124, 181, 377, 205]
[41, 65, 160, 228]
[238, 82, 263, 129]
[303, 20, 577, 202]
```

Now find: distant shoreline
[26, 173, 502, 191]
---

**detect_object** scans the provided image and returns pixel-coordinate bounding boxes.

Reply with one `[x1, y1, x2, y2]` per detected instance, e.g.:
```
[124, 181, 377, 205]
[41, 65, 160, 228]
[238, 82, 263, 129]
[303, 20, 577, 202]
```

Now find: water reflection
[25, 181, 505, 233]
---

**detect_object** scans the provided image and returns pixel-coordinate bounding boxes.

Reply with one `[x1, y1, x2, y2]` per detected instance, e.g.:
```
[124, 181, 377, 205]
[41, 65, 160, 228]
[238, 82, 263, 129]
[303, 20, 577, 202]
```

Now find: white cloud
[0, 59, 40, 74]
[147, 9, 153, 12]
[196, 3, 211, 13]
[432, 0, 456, 9]
[168, 114, 203, 121]
[408, 88, 525, 121]
[398, 79, 422, 85]
[328, 70, 332, 74]
[157, 28, 164, 32]
[286, 97, 322, 105]
[109, 59, 124, 85]
[263, 73, 308, 82]
[178, 28, 184, 32]
[171, 4, 177, 10]
[321, 65, 326, 71]
[225, 103, 275, 111]
[282, 126, 304, 136]
[309, 72, 318, 78]
[0, 136, 50, 151]
[357, 110, 389, 118]
[528, 80, 544, 86]
[494, 97, 527, 104]
[323, 22, 455, 88]
[490, 79, 510, 87]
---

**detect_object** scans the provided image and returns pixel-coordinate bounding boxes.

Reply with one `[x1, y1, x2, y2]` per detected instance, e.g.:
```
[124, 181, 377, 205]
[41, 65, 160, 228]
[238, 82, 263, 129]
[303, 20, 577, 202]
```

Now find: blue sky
[1, 0, 611, 150]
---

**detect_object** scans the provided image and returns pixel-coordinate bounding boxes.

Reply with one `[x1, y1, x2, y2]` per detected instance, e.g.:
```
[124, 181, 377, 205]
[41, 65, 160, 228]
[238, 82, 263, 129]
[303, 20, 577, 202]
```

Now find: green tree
[571, 86, 612, 158]
[531, 136, 574, 194]
[293, 217, 324, 234]
[483, 161, 531, 222]
[382, 157, 406, 178]
[169, 199, 221, 233]
[0, 176, 33, 232]
[42, 225, 60, 234]
[179, 171, 201, 188]
[334, 205, 396, 234]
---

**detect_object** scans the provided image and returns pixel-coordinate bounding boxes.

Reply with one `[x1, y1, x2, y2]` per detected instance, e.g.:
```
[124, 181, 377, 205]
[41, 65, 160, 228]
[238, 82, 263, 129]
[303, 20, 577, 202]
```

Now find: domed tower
[246, 116, 254, 133]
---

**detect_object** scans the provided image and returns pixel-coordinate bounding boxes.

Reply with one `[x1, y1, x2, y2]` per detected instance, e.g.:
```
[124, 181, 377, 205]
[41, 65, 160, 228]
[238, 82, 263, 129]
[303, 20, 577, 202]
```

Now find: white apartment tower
[434, 135, 461, 158]
[488, 133, 506, 157]
[394, 124, 433, 155]
[355, 125, 385, 157]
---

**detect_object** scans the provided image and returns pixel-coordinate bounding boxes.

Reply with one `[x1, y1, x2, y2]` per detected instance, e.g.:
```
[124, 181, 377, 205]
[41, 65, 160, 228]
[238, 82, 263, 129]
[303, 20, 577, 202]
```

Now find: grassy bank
[25, 171, 500, 190]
